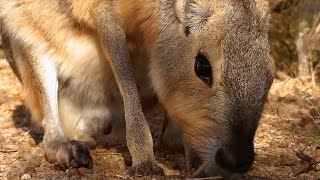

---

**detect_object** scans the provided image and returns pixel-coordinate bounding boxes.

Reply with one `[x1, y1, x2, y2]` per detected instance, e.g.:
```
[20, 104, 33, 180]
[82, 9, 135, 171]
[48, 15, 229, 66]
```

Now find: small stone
[22, 127, 31, 132]
[21, 173, 31, 180]
[123, 174, 130, 180]
[28, 139, 36, 146]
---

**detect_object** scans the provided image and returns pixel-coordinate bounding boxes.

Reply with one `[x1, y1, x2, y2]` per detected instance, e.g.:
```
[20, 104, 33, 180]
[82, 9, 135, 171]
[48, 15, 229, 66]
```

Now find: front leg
[28, 55, 92, 168]
[95, 5, 163, 176]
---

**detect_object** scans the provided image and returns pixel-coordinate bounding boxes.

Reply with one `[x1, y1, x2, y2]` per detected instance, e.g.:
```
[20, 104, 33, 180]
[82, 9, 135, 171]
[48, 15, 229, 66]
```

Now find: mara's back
[0, 0, 159, 140]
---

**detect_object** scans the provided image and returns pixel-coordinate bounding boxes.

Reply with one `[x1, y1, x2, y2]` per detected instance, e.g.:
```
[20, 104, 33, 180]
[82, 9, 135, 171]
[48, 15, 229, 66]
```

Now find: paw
[44, 140, 93, 169]
[127, 161, 164, 176]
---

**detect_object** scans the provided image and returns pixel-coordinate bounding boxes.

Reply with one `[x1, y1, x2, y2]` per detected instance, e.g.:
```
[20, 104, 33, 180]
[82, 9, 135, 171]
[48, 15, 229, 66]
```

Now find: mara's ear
[238, 0, 270, 28]
[255, 0, 270, 30]
[233, 0, 270, 31]
[175, 0, 192, 24]
[175, 0, 215, 34]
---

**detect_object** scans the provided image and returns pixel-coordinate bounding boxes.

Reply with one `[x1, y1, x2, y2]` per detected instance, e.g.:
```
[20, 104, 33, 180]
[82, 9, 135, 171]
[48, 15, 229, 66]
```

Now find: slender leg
[94, 5, 163, 175]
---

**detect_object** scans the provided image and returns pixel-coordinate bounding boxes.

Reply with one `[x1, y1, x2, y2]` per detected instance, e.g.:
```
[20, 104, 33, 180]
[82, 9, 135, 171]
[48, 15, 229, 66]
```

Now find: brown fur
[0, 0, 274, 178]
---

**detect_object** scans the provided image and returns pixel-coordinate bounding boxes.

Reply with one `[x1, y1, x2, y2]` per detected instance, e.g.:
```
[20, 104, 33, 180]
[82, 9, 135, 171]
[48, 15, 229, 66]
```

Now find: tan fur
[0, 0, 274, 178]
[21, 60, 44, 125]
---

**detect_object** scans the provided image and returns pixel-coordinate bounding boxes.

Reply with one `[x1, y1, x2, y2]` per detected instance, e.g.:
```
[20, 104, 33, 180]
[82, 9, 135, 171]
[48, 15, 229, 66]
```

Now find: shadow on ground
[11, 105, 44, 144]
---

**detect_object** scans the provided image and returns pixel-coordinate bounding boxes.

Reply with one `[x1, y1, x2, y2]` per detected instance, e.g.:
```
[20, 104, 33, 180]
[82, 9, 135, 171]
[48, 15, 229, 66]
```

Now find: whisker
[177, 117, 214, 141]
[172, 115, 210, 138]
[183, 135, 217, 155]
[183, 131, 211, 147]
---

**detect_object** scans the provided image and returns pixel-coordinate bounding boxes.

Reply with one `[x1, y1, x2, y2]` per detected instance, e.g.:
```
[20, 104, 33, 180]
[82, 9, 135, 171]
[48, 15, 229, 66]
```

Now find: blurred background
[269, 0, 320, 80]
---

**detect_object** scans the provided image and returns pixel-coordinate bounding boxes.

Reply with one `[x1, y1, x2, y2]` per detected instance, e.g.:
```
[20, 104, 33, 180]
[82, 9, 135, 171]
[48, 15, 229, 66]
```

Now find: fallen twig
[293, 161, 314, 177]
[0, 149, 18, 153]
[293, 150, 319, 176]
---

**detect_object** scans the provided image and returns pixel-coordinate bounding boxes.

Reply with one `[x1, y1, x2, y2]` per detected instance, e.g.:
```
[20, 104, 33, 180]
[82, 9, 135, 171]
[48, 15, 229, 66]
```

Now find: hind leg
[15, 45, 93, 168]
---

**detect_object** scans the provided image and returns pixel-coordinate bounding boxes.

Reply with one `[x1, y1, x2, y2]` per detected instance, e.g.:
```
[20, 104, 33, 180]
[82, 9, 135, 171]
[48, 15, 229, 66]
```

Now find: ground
[0, 58, 319, 180]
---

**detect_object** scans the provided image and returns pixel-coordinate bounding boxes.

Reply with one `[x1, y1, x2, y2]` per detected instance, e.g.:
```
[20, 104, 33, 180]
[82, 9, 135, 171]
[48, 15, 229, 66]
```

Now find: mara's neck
[116, 0, 177, 48]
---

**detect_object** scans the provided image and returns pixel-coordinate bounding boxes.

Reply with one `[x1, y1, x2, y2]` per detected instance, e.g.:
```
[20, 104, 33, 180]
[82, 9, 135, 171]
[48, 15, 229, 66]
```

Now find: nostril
[215, 148, 224, 163]
[237, 158, 254, 173]
[215, 148, 254, 173]
[236, 150, 255, 173]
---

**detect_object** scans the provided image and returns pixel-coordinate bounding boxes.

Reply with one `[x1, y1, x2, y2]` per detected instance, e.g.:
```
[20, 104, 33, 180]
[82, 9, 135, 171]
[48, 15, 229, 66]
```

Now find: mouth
[184, 145, 248, 180]
[187, 160, 245, 180]
[189, 161, 209, 178]
[185, 144, 220, 178]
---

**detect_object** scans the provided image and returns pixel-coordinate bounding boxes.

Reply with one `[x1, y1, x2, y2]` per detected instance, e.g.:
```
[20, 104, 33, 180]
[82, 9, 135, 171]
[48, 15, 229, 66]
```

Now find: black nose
[215, 148, 254, 173]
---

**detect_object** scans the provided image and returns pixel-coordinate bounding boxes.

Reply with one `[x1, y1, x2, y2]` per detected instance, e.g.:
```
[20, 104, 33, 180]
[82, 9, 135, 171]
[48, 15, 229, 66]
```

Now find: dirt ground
[0, 58, 319, 180]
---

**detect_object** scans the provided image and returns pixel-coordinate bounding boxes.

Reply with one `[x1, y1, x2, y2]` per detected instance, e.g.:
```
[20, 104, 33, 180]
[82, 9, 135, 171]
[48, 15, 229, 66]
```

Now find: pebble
[28, 139, 36, 146]
[21, 173, 31, 180]
[22, 127, 31, 132]
[122, 174, 130, 180]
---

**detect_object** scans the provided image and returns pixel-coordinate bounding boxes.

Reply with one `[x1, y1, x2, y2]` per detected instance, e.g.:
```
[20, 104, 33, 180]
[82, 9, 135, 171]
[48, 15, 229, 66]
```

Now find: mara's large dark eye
[194, 53, 213, 87]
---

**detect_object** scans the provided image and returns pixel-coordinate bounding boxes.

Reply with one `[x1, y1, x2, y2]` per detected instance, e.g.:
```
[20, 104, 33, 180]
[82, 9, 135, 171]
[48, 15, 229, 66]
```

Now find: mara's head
[150, 0, 275, 178]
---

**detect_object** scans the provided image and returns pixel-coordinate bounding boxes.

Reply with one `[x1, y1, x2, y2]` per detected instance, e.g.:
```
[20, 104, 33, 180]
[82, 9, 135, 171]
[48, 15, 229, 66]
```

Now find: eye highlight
[194, 53, 213, 87]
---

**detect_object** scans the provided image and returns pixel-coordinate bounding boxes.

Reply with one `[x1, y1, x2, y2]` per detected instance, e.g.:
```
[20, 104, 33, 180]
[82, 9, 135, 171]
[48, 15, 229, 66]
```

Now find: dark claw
[44, 140, 93, 169]
[70, 141, 93, 168]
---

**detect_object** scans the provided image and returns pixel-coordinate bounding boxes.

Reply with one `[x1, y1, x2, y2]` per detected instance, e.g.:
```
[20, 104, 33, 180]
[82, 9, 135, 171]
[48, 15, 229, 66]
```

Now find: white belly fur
[56, 30, 125, 143]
